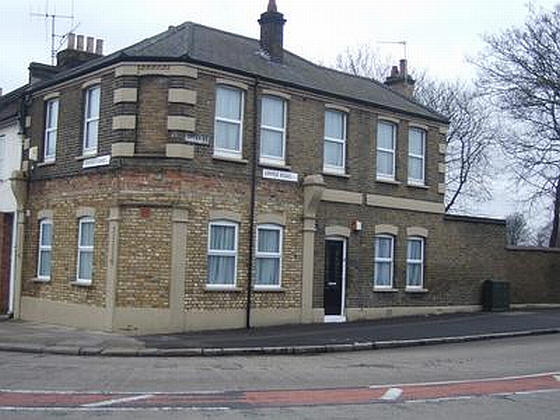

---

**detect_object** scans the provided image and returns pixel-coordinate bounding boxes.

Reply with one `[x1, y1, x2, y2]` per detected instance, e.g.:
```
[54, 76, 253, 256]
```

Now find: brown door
[0, 213, 13, 314]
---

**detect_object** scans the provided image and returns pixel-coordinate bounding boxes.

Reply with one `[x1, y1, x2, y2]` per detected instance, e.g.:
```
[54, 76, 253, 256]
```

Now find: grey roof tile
[29, 22, 448, 123]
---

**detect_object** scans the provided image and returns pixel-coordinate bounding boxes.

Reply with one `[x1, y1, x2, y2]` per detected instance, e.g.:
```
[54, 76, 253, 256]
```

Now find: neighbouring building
[3, 0, 558, 333]
[0, 86, 25, 316]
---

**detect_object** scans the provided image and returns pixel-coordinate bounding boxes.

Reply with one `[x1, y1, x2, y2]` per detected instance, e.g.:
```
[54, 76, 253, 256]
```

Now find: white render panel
[0, 122, 22, 212]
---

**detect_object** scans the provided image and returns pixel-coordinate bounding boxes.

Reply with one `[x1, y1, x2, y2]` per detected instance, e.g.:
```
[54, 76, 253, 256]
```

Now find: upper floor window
[260, 96, 286, 165]
[77, 217, 95, 285]
[377, 121, 396, 180]
[406, 237, 424, 289]
[44, 99, 59, 162]
[214, 86, 243, 158]
[408, 127, 426, 185]
[0, 135, 5, 178]
[37, 219, 53, 280]
[256, 224, 283, 288]
[207, 220, 238, 288]
[323, 110, 346, 174]
[374, 235, 394, 289]
[83, 86, 100, 155]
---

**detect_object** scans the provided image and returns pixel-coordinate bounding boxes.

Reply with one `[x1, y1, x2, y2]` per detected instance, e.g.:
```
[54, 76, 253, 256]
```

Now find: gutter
[246, 76, 260, 329]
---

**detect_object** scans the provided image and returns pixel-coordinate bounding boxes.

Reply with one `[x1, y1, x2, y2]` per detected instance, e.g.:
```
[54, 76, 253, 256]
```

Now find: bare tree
[535, 221, 553, 247]
[505, 212, 532, 246]
[334, 47, 495, 212]
[415, 79, 495, 211]
[335, 44, 393, 82]
[473, 5, 560, 247]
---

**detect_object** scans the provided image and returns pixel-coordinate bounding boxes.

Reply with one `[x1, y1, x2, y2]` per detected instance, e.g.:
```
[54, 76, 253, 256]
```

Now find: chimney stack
[56, 33, 104, 69]
[258, 0, 286, 62]
[384, 59, 415, 98]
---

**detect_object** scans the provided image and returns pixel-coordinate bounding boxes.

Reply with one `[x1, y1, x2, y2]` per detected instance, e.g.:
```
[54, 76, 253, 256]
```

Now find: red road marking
[402, 375, 560, 401]
[0, 393, 122, 407]
[0, 372, 558, 410]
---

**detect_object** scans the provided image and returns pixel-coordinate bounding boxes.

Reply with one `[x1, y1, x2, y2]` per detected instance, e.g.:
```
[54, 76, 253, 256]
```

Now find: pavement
[0, 309, 559, 357]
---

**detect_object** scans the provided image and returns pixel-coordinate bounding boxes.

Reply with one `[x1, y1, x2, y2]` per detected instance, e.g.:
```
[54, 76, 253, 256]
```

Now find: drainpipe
[246, 76, 260, 329]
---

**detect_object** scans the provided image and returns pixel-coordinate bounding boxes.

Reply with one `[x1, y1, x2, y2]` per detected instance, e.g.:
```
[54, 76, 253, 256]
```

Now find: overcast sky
[1, 0, 557, 225]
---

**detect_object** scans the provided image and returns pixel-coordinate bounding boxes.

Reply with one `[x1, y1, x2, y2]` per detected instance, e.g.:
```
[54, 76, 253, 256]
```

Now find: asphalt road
[0, 334, 558, 419]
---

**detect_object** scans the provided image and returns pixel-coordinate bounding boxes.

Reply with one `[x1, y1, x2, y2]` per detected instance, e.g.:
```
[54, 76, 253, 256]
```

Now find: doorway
[324, 237, 346, 322]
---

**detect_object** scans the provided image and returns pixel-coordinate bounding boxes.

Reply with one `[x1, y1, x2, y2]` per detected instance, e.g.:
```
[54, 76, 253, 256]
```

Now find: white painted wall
[0, 122, 21, 213]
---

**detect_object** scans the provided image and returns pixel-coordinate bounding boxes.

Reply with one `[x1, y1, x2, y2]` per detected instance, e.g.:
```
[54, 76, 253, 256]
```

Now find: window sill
[75, 152, 98, 161]
[323, 170, 350, 179]
[259, 161, 291, 171]
[70, 281, 93, 287]
[405, 288, 428, 293]
[37, 160, 56, 167]
[253, 286, 285, 292]
[376, 178, 401, 185]
[407, 182, 429, 189]
[205, 285, 242, 292]
[32, 277, 50, 283]
[212, 154, 248, 164]
[373, 287, 399, 293]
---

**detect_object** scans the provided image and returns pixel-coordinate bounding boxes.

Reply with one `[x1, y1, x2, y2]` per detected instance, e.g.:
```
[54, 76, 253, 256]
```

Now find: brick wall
[313, 207, 559, 312]
[21, 174, 113, 307]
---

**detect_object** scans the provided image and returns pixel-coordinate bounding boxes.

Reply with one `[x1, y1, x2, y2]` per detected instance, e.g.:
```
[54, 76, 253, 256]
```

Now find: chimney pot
[76, 35, 84, 50]
[86, 37, 94, 53]
[399, 59, 407, 78]
[390, 65, 399, 78]
[267, 0, 278, 12]
[95, 39, 103, 55]
[67, 33, 76, 50]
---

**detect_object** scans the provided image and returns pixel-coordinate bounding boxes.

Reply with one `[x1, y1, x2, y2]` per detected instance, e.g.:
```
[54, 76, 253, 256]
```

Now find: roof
[0, 85, 27, 123]
[30, 22, 448, 123]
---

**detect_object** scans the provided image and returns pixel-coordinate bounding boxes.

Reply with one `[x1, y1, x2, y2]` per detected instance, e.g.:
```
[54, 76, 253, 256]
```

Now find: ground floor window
[374, 235, 394, 288]
[207, 221, 238, 287]
[255, 224, 282, 288]
[406, 237, 424, 288]
[37, 219, 53, 280]
[77, 217, 94, 285]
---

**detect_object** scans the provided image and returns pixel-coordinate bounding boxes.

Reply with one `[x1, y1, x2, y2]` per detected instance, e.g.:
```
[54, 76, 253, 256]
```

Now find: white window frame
[214, 85, 244, 159]
[406, 237, 424, 289]
[260, 95, 287, 166]
[76, 217, 94, 285]
[207, 220, 239, 289]
[37, 218, 53, 281]
[44, 99, 59, 162]
[255, 224, 283, 289]
[376, 121, 397, 180]
[83, 85, 100, 156]
[323, 110, 347, 174]
[408, 127, 426, 185]
[374, 234, 394, 289]
[0, 135, 5, 178]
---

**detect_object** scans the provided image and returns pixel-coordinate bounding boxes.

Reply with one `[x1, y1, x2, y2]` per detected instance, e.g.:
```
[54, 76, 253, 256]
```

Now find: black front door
[324, 239, 344, 316]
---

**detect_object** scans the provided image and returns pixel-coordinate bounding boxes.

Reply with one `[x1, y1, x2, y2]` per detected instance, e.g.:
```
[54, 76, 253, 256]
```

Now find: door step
[324, 315, 346, 323]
